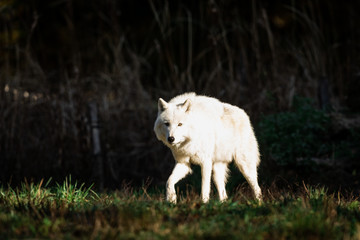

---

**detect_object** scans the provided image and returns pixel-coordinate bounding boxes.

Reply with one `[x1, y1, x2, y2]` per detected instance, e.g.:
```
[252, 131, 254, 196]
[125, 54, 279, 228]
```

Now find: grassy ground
[0, 178, 359, 240]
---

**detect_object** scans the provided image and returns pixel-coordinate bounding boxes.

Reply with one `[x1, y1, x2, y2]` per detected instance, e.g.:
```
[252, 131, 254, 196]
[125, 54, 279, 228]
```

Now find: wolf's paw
[166, 192, 177, 204]
[255, 190, 262, 202]
[201, 196, 210, 203]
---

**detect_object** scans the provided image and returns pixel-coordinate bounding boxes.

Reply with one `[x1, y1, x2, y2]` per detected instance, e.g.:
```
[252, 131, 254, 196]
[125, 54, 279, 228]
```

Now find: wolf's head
[153, 97, 192, 148]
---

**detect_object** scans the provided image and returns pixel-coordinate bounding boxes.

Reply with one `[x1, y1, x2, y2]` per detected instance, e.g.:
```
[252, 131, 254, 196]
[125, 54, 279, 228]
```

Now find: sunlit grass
[0, 179, 359, 239]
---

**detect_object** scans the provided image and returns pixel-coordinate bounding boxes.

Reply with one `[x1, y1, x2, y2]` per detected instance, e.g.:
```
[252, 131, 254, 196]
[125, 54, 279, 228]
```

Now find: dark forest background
[1, 0, 359, 192]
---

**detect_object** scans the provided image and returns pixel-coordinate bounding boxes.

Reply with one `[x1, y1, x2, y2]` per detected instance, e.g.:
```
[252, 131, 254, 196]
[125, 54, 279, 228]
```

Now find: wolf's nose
[168, 136, 175, 143]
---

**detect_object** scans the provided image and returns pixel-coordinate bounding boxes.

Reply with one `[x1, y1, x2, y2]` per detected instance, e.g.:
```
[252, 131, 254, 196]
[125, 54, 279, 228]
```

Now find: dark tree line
[0, 0, 359, 189]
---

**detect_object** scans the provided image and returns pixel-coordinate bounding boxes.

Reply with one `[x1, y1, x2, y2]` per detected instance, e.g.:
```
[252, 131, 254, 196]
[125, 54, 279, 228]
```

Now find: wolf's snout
[167, 136, 175, 143]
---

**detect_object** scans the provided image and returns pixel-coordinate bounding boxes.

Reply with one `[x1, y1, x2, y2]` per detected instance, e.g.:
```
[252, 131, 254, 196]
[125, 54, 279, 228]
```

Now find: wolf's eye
[164, 122, 170, 127]
[178, 123, 183, 126]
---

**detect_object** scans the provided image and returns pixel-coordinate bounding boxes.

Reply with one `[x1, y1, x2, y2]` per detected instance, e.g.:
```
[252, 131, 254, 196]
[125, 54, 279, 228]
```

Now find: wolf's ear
[182, 98, 192, 112]
[158, 98, 168, 112]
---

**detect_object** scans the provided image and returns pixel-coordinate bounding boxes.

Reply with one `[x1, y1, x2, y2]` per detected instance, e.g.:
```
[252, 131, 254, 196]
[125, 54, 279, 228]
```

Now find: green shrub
[258, 97, 331, 166]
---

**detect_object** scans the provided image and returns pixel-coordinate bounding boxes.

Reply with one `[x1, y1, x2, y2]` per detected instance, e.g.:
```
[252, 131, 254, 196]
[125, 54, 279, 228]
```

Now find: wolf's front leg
[166, 162, 192, 203]
[201, 162, 213, 203]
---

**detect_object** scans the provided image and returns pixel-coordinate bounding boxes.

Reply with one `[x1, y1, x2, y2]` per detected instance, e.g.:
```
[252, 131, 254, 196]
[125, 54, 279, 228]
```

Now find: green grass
[0, 179, 359, 239]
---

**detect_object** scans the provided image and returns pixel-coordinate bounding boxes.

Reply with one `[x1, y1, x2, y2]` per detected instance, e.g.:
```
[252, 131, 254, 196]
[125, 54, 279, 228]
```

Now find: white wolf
[154, 92, 262, 203]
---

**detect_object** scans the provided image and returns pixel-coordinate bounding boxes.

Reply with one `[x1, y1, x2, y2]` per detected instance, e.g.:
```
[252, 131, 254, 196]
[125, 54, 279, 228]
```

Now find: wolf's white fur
[154, 92, 261, 203]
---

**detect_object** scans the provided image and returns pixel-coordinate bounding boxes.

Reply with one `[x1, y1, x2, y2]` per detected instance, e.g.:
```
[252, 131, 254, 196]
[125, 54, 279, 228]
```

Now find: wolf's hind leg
[234, 153, 262, 201]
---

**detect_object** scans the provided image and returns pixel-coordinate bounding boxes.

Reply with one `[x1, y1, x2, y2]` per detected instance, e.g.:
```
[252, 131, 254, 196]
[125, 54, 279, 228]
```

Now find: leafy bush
[258, 97, 331, 166]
